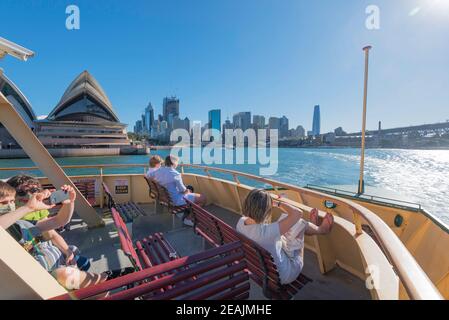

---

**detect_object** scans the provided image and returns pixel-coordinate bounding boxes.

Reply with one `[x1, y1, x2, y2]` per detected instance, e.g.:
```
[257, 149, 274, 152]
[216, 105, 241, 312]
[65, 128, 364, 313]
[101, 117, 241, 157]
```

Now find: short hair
[149, 155, 163, 168]
[242, 189, 273, 224]
[7, 175, 41, 191]
[165, 155, 179, 167]
[0, 181, 16, 200]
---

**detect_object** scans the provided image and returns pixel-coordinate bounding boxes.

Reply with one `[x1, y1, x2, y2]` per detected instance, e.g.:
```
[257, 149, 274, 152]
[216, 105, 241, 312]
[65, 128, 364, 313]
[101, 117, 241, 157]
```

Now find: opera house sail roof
[47, 71, 121, 124]
[1, 70, 144, 158]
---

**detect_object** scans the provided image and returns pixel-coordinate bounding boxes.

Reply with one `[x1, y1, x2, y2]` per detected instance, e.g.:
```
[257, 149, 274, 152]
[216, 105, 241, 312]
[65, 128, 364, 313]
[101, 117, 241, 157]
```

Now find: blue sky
[1, 0, 448, 133]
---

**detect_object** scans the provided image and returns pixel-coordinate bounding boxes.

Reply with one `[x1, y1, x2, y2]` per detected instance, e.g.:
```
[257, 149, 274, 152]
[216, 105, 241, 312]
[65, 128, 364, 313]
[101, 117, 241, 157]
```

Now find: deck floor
[62, 203, 371, 300]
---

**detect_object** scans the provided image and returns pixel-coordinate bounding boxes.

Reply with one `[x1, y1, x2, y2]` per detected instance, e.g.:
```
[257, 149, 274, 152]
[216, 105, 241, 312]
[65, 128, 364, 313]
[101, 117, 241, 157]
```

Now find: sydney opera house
[0, 70, 143, 158]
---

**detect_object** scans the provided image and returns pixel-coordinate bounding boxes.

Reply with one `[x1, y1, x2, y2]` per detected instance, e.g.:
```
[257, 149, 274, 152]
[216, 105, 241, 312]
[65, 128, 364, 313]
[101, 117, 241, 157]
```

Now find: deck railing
[0, 163, 443, 300]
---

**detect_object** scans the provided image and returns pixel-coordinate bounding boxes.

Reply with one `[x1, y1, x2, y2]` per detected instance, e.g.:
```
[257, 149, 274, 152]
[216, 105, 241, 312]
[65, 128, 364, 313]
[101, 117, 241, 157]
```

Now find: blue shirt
[152, 167, 187, 206]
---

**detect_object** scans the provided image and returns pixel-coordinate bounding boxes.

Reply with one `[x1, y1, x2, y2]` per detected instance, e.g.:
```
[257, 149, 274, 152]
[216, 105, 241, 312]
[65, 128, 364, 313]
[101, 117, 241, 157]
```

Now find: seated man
[0, 181, 134, 290]
[146, 155, 163, 178]
[7, 175, 90, 271]
[236, 189, 333, 285]
[152, 155, 206, 227]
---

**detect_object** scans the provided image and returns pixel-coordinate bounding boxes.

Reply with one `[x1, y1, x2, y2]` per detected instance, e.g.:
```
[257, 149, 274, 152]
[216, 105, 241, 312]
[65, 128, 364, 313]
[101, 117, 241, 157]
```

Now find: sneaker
[183, 219, 194, 227]
[104, 267, 136, 280]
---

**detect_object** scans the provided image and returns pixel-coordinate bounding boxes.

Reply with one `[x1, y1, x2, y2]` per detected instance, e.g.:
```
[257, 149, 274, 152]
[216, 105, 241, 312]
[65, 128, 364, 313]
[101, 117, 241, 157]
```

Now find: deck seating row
[102, 182, 146, 223]
[186, 199, 312, 300]
[51, 241, 250, 300]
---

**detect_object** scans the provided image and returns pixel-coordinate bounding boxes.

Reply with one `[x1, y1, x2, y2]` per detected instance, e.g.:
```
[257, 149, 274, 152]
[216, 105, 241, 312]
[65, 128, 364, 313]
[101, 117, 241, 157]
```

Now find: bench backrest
[43, 180, 96, 206]
[187, 200, 291, 299]
[110, 207, 143, 271]
[144, 176, 181, 211]
[50, 241, 250, 300]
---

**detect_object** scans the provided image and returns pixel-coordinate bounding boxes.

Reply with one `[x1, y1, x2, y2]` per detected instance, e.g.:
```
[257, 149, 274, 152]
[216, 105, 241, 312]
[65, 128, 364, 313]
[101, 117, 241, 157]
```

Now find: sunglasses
[16, 187, 41, 197]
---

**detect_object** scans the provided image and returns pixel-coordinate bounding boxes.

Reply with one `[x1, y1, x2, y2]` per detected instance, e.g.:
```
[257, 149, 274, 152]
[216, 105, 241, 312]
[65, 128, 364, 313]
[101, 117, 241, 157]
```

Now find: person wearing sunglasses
[8, 175, 50, 223]
[0, 181, 134, 291]
[6, 175, 91, 268]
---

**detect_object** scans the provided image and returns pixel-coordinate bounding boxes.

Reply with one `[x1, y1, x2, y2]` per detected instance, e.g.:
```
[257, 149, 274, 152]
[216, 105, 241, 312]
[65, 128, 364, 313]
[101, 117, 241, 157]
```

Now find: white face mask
[0, 202, 16, 215]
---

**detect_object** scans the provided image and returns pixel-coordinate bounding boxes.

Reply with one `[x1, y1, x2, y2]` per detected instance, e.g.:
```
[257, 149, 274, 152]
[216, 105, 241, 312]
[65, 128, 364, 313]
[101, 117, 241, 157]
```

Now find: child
[236, 189, 334, 285]
[146, 155, 163, 178]
[7, 174, 90, 271]
[0, 181, 133, 290]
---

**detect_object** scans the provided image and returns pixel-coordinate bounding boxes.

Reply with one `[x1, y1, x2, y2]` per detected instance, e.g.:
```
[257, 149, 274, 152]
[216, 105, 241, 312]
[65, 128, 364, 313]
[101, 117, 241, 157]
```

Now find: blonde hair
[0, 181, 16, 200]
[149, 155, 163, 168]
[243, 189, 272, 224]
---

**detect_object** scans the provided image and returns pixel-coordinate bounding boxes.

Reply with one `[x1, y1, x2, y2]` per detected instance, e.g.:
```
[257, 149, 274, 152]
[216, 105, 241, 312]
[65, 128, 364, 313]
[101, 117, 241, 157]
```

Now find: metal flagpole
[358, 45, 372, 195]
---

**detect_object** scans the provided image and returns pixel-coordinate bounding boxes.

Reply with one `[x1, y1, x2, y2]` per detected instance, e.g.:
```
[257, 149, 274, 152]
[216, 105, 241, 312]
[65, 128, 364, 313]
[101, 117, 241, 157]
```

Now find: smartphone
[49, 190, 70, 205]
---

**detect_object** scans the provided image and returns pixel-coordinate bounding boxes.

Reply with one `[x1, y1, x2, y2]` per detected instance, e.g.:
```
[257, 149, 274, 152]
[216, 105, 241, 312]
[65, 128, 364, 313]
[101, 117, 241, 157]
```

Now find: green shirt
[15, 199, 50, 222]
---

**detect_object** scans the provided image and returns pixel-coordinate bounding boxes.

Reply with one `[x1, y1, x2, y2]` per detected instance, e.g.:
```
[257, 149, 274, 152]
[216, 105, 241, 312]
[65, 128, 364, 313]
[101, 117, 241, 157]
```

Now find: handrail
[0, 162, 443, 299]
[178, 164, 443, 300]
[306, 184, 423, 210]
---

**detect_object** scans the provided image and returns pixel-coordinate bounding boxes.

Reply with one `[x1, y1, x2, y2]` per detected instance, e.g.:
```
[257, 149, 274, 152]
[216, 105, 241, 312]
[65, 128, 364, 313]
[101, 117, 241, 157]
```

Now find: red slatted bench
[43, 180, 97, 206]
[102, 183, 146, 223]
[110, 206, 179, 271]
[144, 176, 189, 216]
[186, 199, 312, 300]
[50, 241, 250, 300]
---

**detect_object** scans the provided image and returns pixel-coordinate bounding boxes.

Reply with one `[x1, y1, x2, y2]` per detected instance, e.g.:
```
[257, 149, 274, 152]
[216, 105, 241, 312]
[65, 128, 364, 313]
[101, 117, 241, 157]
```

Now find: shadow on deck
[62, 203, 371, 300]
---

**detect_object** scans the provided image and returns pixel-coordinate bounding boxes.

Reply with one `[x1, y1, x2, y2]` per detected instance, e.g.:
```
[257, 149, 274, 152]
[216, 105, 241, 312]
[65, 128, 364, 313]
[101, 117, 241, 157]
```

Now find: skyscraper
[280, 116, 289, 138]
[144, 103, 154, 134]
[233, 112, 251, 131]
[208, 109, 221, 133]
[312, 105, 321, 136]
[163, 97, 180, 123]
[268, 117, 281, 131]
[253, 115, 266, 129]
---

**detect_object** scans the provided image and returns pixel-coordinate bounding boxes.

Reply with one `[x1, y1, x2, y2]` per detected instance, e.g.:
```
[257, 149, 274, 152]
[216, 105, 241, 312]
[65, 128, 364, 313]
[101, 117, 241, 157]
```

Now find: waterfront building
[233, 112, 251, 131]
[35, 71, 131, 151]
[253, 115, 266, 129]
[0, 70, 139, 157]
[134, 120, 143, 134]
[334, 127, 346, 136]
[0, 72, 36, 149]
[268, 117, 281, 131]
[280, 116, 289, 138]
[144, 103, 154, 134]
[290, 125, 306, 138]
[163, 97, 180, 122]
[312, 105, 321, 136]
[208, 109, 221, 133]
[173, 116, 190, 132]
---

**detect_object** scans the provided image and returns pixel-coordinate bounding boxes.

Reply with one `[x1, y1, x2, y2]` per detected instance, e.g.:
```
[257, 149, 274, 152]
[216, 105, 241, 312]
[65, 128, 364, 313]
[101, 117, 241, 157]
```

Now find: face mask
[0, 202, 16, 215]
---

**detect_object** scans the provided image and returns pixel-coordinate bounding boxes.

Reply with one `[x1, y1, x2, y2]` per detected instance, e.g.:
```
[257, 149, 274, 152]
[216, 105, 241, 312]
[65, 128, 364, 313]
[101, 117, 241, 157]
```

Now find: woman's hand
[61, 185, 76, 204]
[26, 192, 55, 212]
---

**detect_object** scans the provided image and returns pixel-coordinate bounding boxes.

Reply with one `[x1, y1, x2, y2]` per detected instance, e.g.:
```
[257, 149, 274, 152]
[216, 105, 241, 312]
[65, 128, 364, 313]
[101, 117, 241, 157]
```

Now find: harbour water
[0, 148, 448, 225]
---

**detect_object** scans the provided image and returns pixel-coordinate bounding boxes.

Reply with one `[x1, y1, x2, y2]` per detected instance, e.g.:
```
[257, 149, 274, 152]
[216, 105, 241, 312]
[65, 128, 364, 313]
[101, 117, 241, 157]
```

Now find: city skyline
[0, 1, 448, 133]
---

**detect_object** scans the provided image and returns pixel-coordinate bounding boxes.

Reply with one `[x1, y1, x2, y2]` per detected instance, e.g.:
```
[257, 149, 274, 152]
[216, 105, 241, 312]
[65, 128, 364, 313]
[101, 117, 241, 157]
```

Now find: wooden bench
[110, 206, 179, 271]
[102, 183, 146, 224]
[144, 176, 190, 216]
[186, 200, 312, 300]
[43, 180, 97, 206]
[50, 241, 250, 300]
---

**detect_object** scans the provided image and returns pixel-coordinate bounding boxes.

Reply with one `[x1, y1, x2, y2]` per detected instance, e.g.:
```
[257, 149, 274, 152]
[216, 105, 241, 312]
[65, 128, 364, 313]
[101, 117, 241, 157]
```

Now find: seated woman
[236, 189, 333, 285]
[152, 155, 206, 226]
[0, 181, 133, 291]
[7, 175, 90, 271]
[146, 155, 163, 178]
